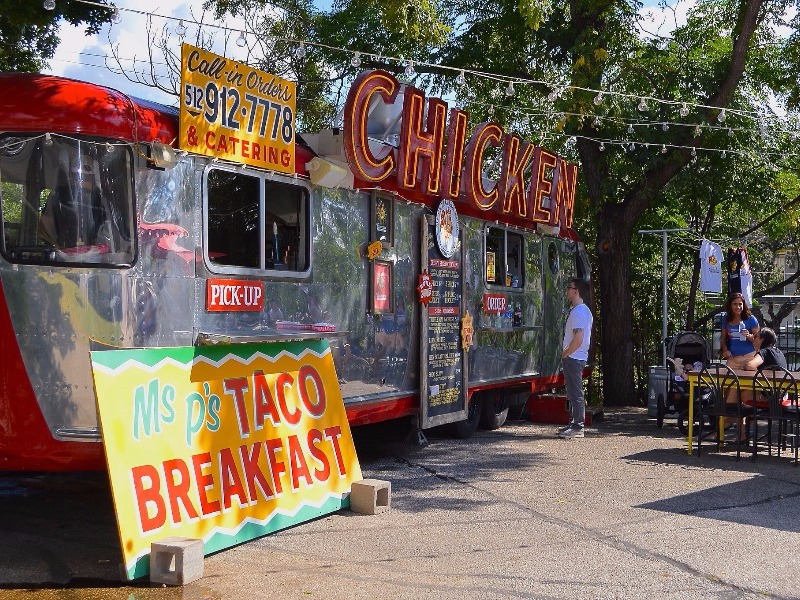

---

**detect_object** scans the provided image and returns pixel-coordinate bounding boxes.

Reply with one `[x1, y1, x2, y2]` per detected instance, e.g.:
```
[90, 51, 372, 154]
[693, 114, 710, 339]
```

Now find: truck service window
[206, 167, 309, 273]
[0, 134, 135, 266]
[485, 226, 524, 288]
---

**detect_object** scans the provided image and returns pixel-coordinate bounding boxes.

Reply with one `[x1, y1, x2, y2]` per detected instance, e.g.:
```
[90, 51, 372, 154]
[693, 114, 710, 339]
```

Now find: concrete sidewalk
[192, 408, 800, 599]
[1, 408, 798, 599]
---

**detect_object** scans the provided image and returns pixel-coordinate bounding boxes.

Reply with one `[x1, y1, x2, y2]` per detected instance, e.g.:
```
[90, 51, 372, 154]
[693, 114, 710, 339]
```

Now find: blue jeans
[563, 357, 587, 427]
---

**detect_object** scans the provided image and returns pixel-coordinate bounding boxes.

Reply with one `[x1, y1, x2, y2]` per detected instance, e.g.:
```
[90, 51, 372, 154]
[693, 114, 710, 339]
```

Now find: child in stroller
[656, 331, 712, 434]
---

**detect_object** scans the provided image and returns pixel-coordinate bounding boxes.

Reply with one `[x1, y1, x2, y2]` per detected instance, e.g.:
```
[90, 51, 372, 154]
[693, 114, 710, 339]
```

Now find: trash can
[647, 366, 670, 417]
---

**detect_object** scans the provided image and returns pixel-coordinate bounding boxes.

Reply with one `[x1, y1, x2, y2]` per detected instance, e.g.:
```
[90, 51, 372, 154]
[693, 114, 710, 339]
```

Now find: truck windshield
[0, 134, 135, 266]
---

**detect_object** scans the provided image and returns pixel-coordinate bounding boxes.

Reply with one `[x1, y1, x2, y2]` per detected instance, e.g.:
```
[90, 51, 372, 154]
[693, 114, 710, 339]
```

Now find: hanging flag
[727, 247, 743, 296]
[699, 239, 723, 293]
[740, 247, 753, 306]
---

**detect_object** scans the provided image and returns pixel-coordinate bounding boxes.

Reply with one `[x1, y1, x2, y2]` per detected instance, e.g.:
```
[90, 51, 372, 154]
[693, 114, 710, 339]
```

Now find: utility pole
[638, 228, 689, 365]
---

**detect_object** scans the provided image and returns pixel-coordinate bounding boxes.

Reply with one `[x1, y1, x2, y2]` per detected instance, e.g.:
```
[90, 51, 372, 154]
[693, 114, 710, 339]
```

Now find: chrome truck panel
[1, 152, 582, 443]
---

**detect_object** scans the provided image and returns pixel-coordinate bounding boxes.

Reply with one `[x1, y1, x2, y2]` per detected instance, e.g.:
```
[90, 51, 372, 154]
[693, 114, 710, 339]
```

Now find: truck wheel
[454, 396, 482, 439]
[481, 396, 508, 430]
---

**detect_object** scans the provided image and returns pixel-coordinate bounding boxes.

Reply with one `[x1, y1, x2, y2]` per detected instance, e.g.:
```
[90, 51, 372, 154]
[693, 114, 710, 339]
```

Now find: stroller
[656, 331, 713, 434]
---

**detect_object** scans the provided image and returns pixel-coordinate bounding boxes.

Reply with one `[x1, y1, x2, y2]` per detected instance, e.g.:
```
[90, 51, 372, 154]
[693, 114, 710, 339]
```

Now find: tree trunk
[597, 204, 636, 406]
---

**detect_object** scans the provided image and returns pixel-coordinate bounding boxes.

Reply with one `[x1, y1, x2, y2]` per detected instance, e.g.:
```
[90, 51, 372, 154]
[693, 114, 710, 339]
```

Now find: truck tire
[481, 396, 509, 430]
[454, 395, 482, 439]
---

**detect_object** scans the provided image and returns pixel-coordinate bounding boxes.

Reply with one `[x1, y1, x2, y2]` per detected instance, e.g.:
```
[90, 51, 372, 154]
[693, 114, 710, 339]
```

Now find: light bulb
[43, 0, 56, 9]
[176, 19, 186, 37]
[717, 109, 726, 123]
[44, 133, 53, 146]
[505, 81, 514, 97]
[661, 144, 667, 153]
[627, 124, 633, 134]
[351, 52, 361, 67]
[638, 98, 648, 112]
[662, 123, 669, 131]
[547, 89, 557, 102]
[593, 92, 603, 105]
[404, 60, 415, 79]
[111, 6, 121, 24]
[680, 103, 689, 117]
[593, 117, 600, 127]
[106, 142, 114, 153]
[691, 147, 697, 157]
[722, 151, 727, 158]
[457, 70, 466, 85]
[693, 125, 701, 136]
[599, 142, 605, 151]
[487, 105, 494, 116]
[630, 142, 636, 150]
[294, 42, 306, 59]
[728, 128, 733, 136]
[237, 31, 246, 47]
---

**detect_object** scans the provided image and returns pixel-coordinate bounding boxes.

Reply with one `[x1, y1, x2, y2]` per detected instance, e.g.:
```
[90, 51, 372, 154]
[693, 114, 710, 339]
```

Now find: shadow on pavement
[635, 474, 800, 533]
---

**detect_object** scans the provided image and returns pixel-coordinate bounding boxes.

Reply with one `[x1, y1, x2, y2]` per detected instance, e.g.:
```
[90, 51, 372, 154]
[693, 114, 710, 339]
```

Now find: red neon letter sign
[528, 147, 558, 224]
[464, 122, 503, 210]
[498, 133, 533, 217]
[397, 86, 447, 194]
[343, 70, 399, 182]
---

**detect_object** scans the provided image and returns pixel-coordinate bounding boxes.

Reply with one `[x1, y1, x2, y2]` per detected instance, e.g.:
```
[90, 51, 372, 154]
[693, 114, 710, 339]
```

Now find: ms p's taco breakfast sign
[91, 339, 361, 580]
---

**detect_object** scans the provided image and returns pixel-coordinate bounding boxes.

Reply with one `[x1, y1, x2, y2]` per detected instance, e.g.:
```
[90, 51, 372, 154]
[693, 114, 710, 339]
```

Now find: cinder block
[350, 478, 391, 515]
[150, 536, 204, 586]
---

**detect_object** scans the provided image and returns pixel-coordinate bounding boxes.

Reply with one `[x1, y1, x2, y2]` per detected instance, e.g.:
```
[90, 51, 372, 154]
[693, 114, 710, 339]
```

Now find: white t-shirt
[699, 239, 723, 293]
[563, 303, 593, 361]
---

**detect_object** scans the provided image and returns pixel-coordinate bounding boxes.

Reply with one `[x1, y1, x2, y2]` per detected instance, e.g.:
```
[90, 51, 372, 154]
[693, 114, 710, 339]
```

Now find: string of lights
[47, 0, 800, 163]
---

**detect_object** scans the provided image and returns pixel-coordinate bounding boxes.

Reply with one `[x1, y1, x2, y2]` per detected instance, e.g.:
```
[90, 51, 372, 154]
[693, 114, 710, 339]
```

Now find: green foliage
[0, 0, 111, 71]
[518, 0, 553, 30]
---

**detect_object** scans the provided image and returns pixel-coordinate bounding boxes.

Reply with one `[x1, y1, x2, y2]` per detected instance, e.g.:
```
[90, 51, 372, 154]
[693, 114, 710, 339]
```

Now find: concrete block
[350, 478, 391, 515]
[150, 536, 204, 586]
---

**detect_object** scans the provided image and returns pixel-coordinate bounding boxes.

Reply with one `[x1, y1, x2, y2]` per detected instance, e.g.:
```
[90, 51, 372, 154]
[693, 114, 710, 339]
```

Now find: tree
[311, 0, 800, 405]
[193, 0, 800, 404]
[0, 0, 112, 72]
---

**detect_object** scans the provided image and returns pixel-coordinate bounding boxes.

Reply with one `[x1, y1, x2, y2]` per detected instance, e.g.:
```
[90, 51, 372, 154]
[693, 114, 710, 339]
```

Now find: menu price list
[426, 255, 464, 417]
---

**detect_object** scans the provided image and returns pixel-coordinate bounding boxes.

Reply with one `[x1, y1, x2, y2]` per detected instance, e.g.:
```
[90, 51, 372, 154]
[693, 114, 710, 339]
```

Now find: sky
[47, 1, 252, 105]
[46, 0, 693, 108]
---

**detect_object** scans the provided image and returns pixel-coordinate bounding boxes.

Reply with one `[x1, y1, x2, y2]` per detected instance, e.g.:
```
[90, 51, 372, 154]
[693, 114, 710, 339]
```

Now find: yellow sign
[461, 309, 474, 351]
[179, 43, 296, 173]
[91, 340, 361, 580]
[367, 240, 383, 260]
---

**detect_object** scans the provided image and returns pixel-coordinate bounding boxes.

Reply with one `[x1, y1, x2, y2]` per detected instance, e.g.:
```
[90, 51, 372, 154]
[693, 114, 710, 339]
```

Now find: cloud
[637, 0, 695, 39]
[46, 1, 248, 105]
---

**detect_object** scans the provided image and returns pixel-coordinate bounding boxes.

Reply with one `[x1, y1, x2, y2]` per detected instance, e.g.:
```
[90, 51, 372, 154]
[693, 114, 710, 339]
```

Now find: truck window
[485, 226, 524, 288]
[0, 134, 135, 266]
[205, 167, 309, 274]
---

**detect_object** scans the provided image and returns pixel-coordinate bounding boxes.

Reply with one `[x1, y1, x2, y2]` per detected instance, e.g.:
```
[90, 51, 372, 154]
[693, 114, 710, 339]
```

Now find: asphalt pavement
[1, 408, 799, 599]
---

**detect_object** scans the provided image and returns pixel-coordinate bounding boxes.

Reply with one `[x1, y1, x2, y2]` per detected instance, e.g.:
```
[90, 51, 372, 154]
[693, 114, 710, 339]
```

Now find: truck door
[540, 238, 577, 377]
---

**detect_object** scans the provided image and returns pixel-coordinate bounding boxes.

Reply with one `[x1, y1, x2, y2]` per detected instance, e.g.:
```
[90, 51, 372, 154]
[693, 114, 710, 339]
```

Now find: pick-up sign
[206, 279, 264, 312]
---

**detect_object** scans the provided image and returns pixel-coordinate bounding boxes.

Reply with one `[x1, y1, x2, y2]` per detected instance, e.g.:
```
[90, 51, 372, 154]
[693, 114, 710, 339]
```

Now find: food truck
[0, 61, 590, 471]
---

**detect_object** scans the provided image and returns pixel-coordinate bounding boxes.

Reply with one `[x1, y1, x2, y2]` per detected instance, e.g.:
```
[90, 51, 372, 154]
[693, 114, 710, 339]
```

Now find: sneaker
[557, 424, 572, 434]
[558, 426, 584, 439]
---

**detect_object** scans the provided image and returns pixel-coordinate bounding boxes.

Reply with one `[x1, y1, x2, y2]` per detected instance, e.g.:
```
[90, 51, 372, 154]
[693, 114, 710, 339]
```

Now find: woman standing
[719, 292, 759, 366]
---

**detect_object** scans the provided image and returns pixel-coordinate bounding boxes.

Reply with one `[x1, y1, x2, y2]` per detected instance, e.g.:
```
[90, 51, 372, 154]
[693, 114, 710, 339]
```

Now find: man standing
[558, 278, 593, 439]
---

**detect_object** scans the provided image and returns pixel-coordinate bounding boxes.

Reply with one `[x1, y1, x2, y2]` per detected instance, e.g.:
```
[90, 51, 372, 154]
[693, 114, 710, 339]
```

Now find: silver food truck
[0, 68, 590, 471]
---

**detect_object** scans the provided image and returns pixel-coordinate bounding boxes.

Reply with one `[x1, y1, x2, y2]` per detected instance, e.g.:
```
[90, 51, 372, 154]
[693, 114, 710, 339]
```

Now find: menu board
[420, 216, 467, 427]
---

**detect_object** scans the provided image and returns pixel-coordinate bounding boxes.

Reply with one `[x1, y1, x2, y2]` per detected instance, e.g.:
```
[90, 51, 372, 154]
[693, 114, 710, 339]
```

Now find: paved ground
[1, 408, 799, 599]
